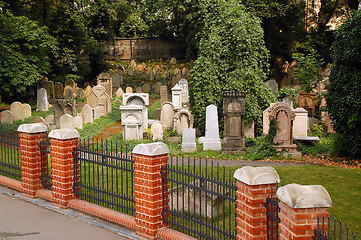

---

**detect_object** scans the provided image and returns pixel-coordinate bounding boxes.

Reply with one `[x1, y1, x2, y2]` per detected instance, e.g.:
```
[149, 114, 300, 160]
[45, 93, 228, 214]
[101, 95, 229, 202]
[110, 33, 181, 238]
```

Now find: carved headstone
[54, 82, 64, 99]
[160, 102, 175, 130]
[84, 85, 92, 98]
[110, 71, 123, 97]
[65, 78, 75, 89]
[76, 88, 85, 99]
[173, 109, 194, 134]
[119, 105, 143, 141]
[87, 85, 112, 117]
[46, 81, 55, 99]
[179, 79, 189, 103]
[97, 72, 112, 97]
[53, 99, 76, 128]
[222, 91, 246, 153]
[171, 84, 182, 109]
[298, 91, 316, 117]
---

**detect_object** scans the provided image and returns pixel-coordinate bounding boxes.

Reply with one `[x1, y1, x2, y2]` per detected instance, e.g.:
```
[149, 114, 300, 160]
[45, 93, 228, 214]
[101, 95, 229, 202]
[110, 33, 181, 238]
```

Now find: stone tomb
[173, 109, 194, 134]
[53, 99, 77, 128]
[222, 91, 246, 153]
[160, 102, 175, 130]
[37, 88, 49, 111]
[97, 72, 112, 98]
[181, 128, 197, 152]
[203, 105, 222, 151]
[123, 93, 149, 131]
[169, 179, 228, 218]
[293, 107, 308, 137]
[171, 84, 182, 109]
[87, 85, 112, 117]
[265, 102, 301, 157]
[119, 105, 143, 141]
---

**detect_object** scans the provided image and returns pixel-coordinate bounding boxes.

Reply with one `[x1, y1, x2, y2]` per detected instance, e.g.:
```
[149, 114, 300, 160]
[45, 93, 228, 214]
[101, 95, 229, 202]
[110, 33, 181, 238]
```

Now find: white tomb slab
[120, 105, 143, 141]
[181, 128, 197, 152]
[203, 105, 222, 151]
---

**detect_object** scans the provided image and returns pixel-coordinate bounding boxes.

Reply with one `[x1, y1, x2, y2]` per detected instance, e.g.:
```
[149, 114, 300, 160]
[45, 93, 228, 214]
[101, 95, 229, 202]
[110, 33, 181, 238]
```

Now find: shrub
[325, 10, 361, 158]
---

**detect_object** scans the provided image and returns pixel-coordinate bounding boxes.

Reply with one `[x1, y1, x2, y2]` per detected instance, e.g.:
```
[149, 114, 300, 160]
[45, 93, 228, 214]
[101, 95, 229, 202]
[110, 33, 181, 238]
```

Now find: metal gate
[40, 140, 52, 190]
[265, 186, 280, 240]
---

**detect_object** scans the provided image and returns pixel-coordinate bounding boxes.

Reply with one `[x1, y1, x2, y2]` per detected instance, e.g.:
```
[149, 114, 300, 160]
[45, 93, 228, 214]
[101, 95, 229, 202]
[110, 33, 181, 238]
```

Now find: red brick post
[133, 142, 170, 240]
[277, 184, 332, 240]
[49, 128, 79, 209]
[18, 123, 48, 198]
[233, 166, 280, 240]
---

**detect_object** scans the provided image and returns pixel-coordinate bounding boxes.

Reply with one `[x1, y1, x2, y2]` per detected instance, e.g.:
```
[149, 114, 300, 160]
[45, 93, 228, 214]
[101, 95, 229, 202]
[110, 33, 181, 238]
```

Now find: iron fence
[0, 123, 21, 181]
[265, 184, 280, 240]
[313, 215, 356, 240]
[72, 138, 135, 216]
[40, 140, 52, 190]
[161, 157, 237, 240]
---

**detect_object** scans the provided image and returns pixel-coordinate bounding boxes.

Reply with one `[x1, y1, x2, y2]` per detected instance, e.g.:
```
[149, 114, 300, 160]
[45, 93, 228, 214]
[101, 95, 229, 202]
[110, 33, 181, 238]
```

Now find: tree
[325, 9, 361, 158]
[189, 0, 275, 135]
[0, 3, 57, 98]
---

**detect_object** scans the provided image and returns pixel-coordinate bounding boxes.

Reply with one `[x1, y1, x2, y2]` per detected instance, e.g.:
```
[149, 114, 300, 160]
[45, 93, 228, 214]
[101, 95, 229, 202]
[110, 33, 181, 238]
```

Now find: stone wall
[103, 37, 186, 61]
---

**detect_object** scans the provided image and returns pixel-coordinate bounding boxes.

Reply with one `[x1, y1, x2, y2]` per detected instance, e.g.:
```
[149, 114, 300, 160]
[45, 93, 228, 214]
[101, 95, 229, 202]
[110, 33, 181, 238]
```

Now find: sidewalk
[0, 186, 140, 240]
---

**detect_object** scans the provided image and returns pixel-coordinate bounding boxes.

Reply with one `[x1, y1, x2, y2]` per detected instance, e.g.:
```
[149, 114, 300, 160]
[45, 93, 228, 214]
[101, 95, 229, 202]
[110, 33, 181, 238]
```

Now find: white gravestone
[123, 93, 149, 131]
[181, 128, 197, 152]
[293, 108, 308, 137]
[171, 84, 182, 109]
[120, 105, 143, 141]
[60, 114, 74, 129]
[37, 88, 49, 111]
[179, 79, 189, 103]
[160, 102, 175, 130]
[1, 110, 12, 124]
[73, 116, 83, 129]
[23, 104, 32, 119]
[151, 122, 163, 141]
[203, 105, 222, 151]
[81, 104, 93, 124]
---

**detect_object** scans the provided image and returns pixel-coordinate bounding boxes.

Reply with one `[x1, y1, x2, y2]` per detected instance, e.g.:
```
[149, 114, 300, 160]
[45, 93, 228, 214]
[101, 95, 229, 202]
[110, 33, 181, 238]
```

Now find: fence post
[233, 166, 280, 240]
[277, 184, 332, 240]
[17, 123, 48, 198]
[49, 128, 79, 209]
[132, 142, 169, 240]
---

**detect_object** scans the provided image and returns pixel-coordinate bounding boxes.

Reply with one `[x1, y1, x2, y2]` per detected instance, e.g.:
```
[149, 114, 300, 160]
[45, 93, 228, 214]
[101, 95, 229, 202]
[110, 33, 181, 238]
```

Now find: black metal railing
[72, 138, 135, 216]
[0, 123, 21, 181]
[40, 140, 52, 190]
[313, 215, 356, 240]
[265, 184, 280, 240]
[161, 157, 237, 240]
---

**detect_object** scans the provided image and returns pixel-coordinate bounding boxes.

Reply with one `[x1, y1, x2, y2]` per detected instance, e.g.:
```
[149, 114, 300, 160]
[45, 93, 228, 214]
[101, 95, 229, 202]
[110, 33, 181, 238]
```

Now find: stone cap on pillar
[233, 166, 280, 185]
[132, 142, 170, 156]
[49, 128, 80, 140]
[276, 183, 332, 209]
[17, 123, 47, 133]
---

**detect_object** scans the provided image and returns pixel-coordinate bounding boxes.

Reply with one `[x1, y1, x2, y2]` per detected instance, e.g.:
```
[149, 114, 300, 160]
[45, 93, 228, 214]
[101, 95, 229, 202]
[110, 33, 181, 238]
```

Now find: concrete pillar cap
[132, 142, 170, 156]
[49, 128, 80, 140]
[276, 183, 332, 209]
[233, 166, 280, 185]
[17, 123, 47, 133]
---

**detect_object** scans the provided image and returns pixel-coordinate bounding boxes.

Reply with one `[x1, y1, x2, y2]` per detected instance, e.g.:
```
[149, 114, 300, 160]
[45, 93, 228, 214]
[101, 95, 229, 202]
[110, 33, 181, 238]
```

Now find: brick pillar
[277, 184, 332, 240]
[49, 128, 79, 209]
[18, 123, 48, 198]
[233, 166, 280, 240]
[133, 142, 170, 240]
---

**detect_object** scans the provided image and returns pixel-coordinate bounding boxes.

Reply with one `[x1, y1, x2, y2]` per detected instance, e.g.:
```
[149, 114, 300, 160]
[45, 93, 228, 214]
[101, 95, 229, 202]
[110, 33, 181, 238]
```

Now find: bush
[325, 10, 361, 158]
[189, 0, 275, 135]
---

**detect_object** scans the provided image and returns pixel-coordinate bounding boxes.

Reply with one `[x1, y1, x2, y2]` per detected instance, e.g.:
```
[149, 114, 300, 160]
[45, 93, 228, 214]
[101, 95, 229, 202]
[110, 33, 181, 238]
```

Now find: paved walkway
[0, 186, 139, 240]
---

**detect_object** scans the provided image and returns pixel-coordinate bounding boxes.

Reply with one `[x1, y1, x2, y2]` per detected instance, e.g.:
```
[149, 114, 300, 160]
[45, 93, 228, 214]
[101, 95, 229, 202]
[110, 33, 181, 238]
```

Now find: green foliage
[292, 53, 324, 93]
[0, 3, 57, 97]
[148, 99, 161, 119]
[296, 134, 343, 156]
[189, 0, 275, 134]
[276, 86, 296, 102]
[118, 12, 149, 37]
[325, 10, 361, 158]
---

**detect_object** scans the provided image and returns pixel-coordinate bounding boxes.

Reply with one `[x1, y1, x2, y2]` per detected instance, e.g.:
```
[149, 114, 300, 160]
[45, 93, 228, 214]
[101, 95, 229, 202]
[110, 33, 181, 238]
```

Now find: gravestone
[93, 107, 100, 119]
[245, 122, 255, 138]
[76, 88, 85, 99]
[171, 84, 182, 109]
[153, 82, 162, 94]
[222, 91, 246, 153]
[65, 78, 75, 89]
[45, 115, 55, 125]
[10, 102, 24, 121]
[267, 79, 278, 94]
[160, 86, 169, 105]
[46, 81, 55, 99]
[84, 85, 92, 98]
[123, 93, 149, 130]
[142, 83, 150, 93]
[126, 86, 133, 93]
[64, 86, 74, 100]
[293, 108, 308, 137]
[160, 102, 175, 130]
[203, 105, 222, 151]
[87, 85, 111, 117]
[151, 122, 163, 141]
[110, 71, 123, 97]
[54, 82, 64, 99]
[181, 128, 197, 152]
[33, 116, 46, 124]
[173, 109, 194, 134]
[171, 73, 182, 88]
[298, 91, 316, 117]
[81, 104, 93, 124]
[265, 102, 301, 157]
[1, 110, 12, 124]
[97, 72, 112, 97]
[60, 114, 74, 129]
[135, 86, 142, 93]
[23, 104, 32, 119]
[53, 99, 76, 128]
[115, 88, 124, 98]
[73, 116, 83, 129]
[37, 88, 49, 111]
[178, 79, 189, 103]
[119, 105, 143, 141]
